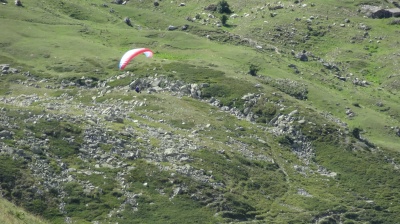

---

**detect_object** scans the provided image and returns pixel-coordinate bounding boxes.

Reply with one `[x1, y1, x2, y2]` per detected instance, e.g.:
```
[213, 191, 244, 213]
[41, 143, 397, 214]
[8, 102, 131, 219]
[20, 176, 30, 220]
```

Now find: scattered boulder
[296, 50, 308, 61]
[0, 130, 14, 139]
[322, 62, 340, 71]
[395, 127, 400, 137]
[15, 0, 22, 6]
[346, 108, 355, 117]
[1, 64, 19, 74]
[181, 24, 189, 30]
[297, 188, 313, 197]
[352, 78, 369, 87]
[388, 19, 400, 25]
[230, 14, 239, 19]
[335, 75, 347, 81]
[389, 8, 400, 17]
[113, 0, 124, 4]
[288, 64, 299, 73]
[358, 23, 371, 31]
[361, 5, 400, 18]
[268, 4, 283, 10]
[168, 25, 178, 31]
[204, 4, 217, 11]
[1, 64, 10, 73]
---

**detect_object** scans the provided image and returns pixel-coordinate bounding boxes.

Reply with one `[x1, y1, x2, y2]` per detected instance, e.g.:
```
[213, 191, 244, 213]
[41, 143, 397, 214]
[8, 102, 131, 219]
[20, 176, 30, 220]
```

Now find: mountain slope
[0, 0, 399, 223]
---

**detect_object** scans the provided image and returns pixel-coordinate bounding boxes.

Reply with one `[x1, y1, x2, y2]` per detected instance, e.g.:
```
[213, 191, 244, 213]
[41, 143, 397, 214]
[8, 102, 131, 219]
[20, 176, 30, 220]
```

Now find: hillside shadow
[224, 24, 237, 28]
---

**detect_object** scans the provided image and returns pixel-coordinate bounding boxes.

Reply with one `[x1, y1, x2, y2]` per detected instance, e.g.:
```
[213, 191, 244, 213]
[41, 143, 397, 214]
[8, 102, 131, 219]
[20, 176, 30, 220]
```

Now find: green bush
[344, 212, 359, 219]
[277, 135, 294, 146]
[26, 199, 48, 215]
[251, 101, 277, 123]
[201, 84, 229, 99]
[0, 156, 24, 197]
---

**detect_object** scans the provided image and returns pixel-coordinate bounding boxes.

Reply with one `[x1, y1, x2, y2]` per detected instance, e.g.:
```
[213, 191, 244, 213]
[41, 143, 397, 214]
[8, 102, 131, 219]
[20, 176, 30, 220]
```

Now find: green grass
[1, 0, 400, 223]
[0, 197, 50, 224]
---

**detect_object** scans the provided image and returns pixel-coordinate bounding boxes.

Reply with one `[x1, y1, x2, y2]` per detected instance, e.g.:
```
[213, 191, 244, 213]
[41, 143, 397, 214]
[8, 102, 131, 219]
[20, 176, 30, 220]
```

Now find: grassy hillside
[0, 197, 49, 224]
[0, 0, 399, 223]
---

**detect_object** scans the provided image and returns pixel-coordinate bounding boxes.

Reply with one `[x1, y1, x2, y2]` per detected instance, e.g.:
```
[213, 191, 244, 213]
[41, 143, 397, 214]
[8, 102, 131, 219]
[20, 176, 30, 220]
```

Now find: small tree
[217, 0, 232, 14]
[248, 64, 259, 76]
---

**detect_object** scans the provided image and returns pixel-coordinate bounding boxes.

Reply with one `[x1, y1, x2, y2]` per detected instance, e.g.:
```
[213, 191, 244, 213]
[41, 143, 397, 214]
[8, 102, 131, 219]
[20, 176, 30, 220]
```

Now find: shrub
[251, 101, 277, 123]
[201, 84, 229, 98]
[26, 199, 48, 215]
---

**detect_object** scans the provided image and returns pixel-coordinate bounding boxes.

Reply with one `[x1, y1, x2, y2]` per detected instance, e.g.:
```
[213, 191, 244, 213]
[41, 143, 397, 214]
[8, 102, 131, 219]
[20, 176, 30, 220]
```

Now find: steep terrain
[0, 0, 400, 223]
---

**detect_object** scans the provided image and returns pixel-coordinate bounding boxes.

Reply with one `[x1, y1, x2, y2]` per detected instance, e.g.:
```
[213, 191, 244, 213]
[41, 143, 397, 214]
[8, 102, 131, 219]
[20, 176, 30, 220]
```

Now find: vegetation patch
[121, 160, 218, 223]
[27, 119, 83, 158]
[260, 77, 308, 100]
[161, 62, 225, 83]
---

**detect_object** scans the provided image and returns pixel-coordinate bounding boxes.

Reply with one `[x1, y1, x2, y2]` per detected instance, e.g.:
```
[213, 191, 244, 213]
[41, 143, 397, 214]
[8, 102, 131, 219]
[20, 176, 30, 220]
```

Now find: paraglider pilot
[124, 17, 132, 27]
[135, 86, 141, 93]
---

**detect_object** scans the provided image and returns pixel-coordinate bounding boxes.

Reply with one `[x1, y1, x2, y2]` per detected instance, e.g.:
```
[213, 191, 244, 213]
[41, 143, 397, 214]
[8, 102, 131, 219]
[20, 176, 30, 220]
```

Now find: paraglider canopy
[119, 48, 153, 70]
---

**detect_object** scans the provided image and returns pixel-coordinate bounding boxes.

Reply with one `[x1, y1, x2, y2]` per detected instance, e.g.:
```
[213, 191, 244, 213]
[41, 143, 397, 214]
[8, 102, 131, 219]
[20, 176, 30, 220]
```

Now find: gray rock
[296, 51, 308, 61]
[0, 130, 13, 139]
[168, 25, 178, 31]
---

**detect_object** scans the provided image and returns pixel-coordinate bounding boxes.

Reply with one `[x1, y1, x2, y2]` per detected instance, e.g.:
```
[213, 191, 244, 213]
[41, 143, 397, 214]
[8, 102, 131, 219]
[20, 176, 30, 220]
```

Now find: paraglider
[119, 48, 153, 70]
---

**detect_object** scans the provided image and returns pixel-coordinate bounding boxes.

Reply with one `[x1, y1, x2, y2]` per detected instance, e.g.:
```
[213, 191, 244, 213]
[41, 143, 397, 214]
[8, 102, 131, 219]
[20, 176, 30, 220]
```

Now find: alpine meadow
[0, 0, 400, 223]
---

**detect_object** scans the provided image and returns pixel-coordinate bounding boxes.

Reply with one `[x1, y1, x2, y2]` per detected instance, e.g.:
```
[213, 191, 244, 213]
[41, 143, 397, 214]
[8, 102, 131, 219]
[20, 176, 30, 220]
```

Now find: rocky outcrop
[361, 5, 400, 18]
